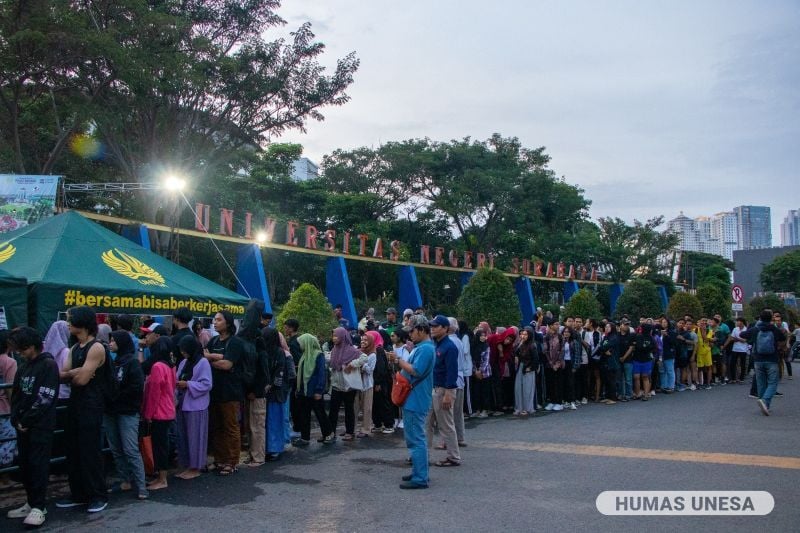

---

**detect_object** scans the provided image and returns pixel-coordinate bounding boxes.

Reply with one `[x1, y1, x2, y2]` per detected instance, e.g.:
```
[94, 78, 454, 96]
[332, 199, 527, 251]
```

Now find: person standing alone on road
[741, 309, 786, 416]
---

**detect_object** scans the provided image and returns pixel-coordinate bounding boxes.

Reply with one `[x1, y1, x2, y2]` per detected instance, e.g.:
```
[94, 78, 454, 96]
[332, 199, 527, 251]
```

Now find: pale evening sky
[277, 0, 800, 242]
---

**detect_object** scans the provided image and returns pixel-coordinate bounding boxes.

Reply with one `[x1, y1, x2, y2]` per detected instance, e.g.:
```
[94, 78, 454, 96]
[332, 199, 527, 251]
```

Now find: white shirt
[731, 327, 749, 353]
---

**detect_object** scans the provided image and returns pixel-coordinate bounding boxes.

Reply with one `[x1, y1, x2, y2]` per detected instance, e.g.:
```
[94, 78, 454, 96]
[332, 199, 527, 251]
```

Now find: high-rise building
[733, 205, 771, 250]
[291, 157, 319, 182]
[666, 211, 739, 260]
[780, 209, 800, 246]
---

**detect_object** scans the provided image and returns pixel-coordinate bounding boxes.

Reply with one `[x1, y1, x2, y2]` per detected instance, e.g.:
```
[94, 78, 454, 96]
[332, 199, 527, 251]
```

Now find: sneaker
[382, 427, 395, 434]
[87, 500, 108, 513]
[581, 397, 588, 405]
[476, 411, 488, 418]
[55, 498, 88, 509]
[689, 384, 697, 391]
[23, 508, 46, 527]
[293, 438, 310, 447]
[757, 399, 770, 416]
[7, 502, 32, 519]
[676, 385, 686, 392]
[399, 481, 428, 490]
[289, 431, 302, 439]
[371, 426, 382, 433]
[544, 403, 554, 411]
[552, 404, 563, 411]
[774, 391, 783, 397]
[650, 390, 656, 396]
[568, 402, 577, 410]
[748, 393, 758, 399]
[704, 385, 712, 390]
[397, 419, 404, 429]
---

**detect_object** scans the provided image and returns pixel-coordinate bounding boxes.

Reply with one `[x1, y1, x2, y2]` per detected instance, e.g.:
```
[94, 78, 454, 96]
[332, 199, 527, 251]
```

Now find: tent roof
[0, 211, 248, 309]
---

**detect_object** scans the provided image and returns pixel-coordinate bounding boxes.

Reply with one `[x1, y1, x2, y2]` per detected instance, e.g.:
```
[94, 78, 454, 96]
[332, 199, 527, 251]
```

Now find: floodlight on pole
[255, 232, 267, 245]
[163, 174, 186, 192]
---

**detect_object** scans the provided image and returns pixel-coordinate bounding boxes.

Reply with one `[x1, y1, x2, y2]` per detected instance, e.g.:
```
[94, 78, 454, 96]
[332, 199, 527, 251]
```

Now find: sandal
[356, 432, 369, 438]
[341, 434, 354, 441]
[520, 411, 529, 416]
[434, 458, 461, 467]
[434, 444, 446, 450]
[216, 465, 237, 476]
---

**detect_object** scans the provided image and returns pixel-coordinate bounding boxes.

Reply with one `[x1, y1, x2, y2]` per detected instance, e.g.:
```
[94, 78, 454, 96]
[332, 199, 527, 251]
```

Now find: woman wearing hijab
[514, 326, 540, 416]
[175, 335, 212, 479]
[327, 327, 362, 440]
[96, 324, 112, 346]
[263, 327, 295, 461]
[469, 327, 491, 418]
[104, 330, 147, 499]
[295, 333, 334, 445]
[387, 329, 411, 429]
[487, 328, 517, 415]
[43, 320, 71, 400]
[370, 330, 395, 434]
[141, 337, 176, 490]
[353, 331, 378, 437]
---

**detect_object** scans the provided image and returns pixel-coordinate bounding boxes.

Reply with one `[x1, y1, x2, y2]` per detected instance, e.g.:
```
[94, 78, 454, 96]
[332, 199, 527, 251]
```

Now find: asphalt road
[4, 377, 799, 532]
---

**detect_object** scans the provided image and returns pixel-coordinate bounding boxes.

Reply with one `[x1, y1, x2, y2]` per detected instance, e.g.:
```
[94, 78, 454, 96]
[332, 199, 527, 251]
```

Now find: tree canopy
[760, 250, 800, 295]
[614, 279, 663, 320]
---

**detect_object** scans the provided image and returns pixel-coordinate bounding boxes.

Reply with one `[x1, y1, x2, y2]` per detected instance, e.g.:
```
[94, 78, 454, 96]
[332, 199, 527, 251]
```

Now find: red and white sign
[731, 284, 744, 303]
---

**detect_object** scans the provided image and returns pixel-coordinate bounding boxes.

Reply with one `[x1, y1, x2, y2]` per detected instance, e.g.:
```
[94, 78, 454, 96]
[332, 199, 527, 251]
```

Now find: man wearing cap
[426, 315, 461, 467]
[138, 322, 169, 372]
[380, 308, 400, 336]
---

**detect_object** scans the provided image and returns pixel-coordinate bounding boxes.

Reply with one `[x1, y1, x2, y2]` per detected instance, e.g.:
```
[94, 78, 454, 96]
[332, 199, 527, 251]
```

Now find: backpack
[86, 340, 118, 406]
[239, 337, 257, 389]
[790, 341, 800, 362]
[753, 328, 776, 356]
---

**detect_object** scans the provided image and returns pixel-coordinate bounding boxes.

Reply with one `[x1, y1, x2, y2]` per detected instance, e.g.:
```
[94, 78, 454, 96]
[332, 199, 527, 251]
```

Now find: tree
[457, 268, 520, 329]
[666, 291, 703, 320]
[276, 283, 337, 341]
[564, 289, 603, 320]
[595, 216, 678, 282]
[745, 293, 799, 327]
[677, 251, 734, 289]
[760, 250, 800, 295]
[696, 284, 730, 319]
[614, 279, 662, 319]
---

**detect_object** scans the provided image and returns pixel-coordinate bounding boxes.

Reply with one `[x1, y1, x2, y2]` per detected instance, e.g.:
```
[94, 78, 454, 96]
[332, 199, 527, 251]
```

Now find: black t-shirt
[662, 330, 677, 360]
[632, 334, 655, 363]
[618, 332, 635, 362]
[208, 334, 245, 403]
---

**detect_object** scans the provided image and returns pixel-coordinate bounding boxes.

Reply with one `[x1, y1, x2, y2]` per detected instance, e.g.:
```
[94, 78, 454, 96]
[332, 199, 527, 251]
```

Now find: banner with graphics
[0, 175, 60, 233]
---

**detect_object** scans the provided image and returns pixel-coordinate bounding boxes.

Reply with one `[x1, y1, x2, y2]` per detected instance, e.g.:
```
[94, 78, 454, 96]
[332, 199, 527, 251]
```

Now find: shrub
[276, 283, 338, 341]
[696, 283, 731, 320]
[457, 268, 521, 328]
[564, 288, 603, 320]
[614, 279, 662, 320]
[666, 291, 703, 320]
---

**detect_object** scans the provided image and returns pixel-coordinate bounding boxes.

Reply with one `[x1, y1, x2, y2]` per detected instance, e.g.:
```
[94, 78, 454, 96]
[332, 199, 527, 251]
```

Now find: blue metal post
[515, 277, 536, 327]
[398, 265, 423, 314]
[563, 280, 579, 303]
[610, 283, 625, 315]
[326, 257, 357, 328]
[121, 224, 151, 250]
[235, 244, 272, 313]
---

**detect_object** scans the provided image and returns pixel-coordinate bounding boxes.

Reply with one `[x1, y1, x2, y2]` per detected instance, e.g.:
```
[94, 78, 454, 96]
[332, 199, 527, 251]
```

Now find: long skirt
[267, 401, 287, 454]
[176, 409, 208, 470]
[514, 369, 536, 413]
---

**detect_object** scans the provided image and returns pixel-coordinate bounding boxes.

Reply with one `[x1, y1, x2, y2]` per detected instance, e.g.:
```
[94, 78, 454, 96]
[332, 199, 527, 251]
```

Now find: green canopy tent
[0, 211, 249, 332]
[0, 268, 28, 329]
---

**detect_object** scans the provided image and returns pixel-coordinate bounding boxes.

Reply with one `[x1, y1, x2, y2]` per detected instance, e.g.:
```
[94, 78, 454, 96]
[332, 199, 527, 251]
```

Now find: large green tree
[614, 279, 663, 319]
[595, 216, 678, 282]
[760, 250, 800, 295]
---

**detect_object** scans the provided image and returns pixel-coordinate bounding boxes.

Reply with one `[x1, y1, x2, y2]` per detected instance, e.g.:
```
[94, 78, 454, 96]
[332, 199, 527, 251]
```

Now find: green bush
[457, 268, 521, 328]
[614, 279, 662, 319]
[746, 293, 799, 327]
[276, 283, 338, 341]
[564, 288, 603, 320]
[696, 283, 731, 319]
[666, 291, 703, 320]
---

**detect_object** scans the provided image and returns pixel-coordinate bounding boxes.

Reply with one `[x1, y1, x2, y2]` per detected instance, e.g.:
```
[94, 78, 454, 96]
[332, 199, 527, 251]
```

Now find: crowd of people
[0, 302, 797, 524]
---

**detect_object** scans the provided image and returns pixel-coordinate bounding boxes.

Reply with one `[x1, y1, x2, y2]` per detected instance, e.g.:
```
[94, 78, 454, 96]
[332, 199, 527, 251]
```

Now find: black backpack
[239, 337, 258, 389]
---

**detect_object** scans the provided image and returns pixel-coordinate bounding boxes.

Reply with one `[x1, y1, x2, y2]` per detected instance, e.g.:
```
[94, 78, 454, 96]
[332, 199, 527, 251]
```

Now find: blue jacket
[298, 353, 328, 397]
[434, 335, 460, 389]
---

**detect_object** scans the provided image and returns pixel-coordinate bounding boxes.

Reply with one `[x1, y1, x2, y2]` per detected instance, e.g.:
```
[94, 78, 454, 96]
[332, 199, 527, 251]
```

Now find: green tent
[0, 268, 27, 329]
[0, 211, 249, 332]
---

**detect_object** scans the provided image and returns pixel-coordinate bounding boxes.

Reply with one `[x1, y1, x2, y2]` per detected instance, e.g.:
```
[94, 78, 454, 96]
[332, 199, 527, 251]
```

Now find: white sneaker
[552, 404, 564, 411]
[650, 391, 656, 396]
[544, 403, 554, 411]
[7, 502, 31, 519]
[23, 508, 46, 527]
[689, 384, 697, 391]
[581, 398, 588, 405]
[568, 402, 577, 410]
[397, 419, 404, 429]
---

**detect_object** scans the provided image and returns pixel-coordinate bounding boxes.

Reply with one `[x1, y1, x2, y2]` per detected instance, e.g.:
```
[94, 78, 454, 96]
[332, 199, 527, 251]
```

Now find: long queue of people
[1, 302, 797, 524]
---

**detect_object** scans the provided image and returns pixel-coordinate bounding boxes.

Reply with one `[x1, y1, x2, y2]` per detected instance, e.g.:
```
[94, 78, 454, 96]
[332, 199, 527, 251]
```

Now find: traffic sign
[732, 303, 743, 312]
[731, 284, 744, 303]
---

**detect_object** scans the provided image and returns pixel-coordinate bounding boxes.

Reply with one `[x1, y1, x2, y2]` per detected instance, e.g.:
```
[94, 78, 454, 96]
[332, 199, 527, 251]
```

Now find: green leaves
[614, 279, 662, 320]
[457, 268, 520, 328]
[564, 289, 603, 320]
[760, 250, 800, 295]
[276, 283, 337, 341]
[595, 216, 678, 282]
[666, 291, 703, 320]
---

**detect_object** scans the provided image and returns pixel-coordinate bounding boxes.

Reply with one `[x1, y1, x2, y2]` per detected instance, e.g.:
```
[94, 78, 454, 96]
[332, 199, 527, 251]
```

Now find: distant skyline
[275, 1, 799, 241]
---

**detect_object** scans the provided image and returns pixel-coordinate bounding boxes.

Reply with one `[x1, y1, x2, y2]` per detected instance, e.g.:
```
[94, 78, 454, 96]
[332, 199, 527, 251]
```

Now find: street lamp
[163, 174, 186, 192]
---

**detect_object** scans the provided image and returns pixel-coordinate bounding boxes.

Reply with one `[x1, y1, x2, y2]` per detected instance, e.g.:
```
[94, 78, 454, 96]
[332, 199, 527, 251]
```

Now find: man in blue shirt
[392, 315, 435, 489]
[426, 315, 461, 467]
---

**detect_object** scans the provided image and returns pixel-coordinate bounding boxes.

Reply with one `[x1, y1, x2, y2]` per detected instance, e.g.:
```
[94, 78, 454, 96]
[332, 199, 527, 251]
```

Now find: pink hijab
[330, 327, 360, 370]
[365, 330, 384, 348]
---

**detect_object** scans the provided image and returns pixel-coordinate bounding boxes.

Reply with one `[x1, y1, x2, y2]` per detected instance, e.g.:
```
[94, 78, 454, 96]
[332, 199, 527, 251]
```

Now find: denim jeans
[103, 413, 147, 495]
[754, 362, 779, 408]
[622, 363, 633, 398]
[403, 409, 429, 486]
[659, 359, 675, 390]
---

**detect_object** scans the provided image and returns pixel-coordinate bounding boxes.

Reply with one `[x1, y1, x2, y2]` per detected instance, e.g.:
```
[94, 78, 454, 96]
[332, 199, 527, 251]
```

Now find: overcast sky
[277, 0, 799, 242]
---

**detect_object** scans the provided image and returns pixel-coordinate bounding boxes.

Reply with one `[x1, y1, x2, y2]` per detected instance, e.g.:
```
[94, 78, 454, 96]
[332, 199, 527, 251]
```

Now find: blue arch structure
[515, 277, 536, 326]
[657, 285, 669, 311]
[563, 280, 579, 303]
[610, 283, 624, 315]
[460, 271, 475, 287]
[235, 244, 272, 313]
[121, 224, 151, 250]
[398, 265, 423, 313]
[326, 257, 357, 328]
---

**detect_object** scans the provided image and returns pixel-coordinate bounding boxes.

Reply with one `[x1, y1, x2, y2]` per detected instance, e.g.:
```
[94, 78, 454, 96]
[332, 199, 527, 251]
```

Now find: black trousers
[602, 366, 618, 400]
[728, 351, 747, 381]
[289, 383, 301, 431]
[328, 389, 356, 435]
[561, 360, 576, 403]
[17, 427, 54, 510]
[574, 363, 589, 400]
[66, 406, 106, 502]
[372, 385, 395, 429]
[296, 395, 332, 441]
[545, 367, 563, 404]
[470, 376, 493, 412]
[150, 420, 171, 471]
